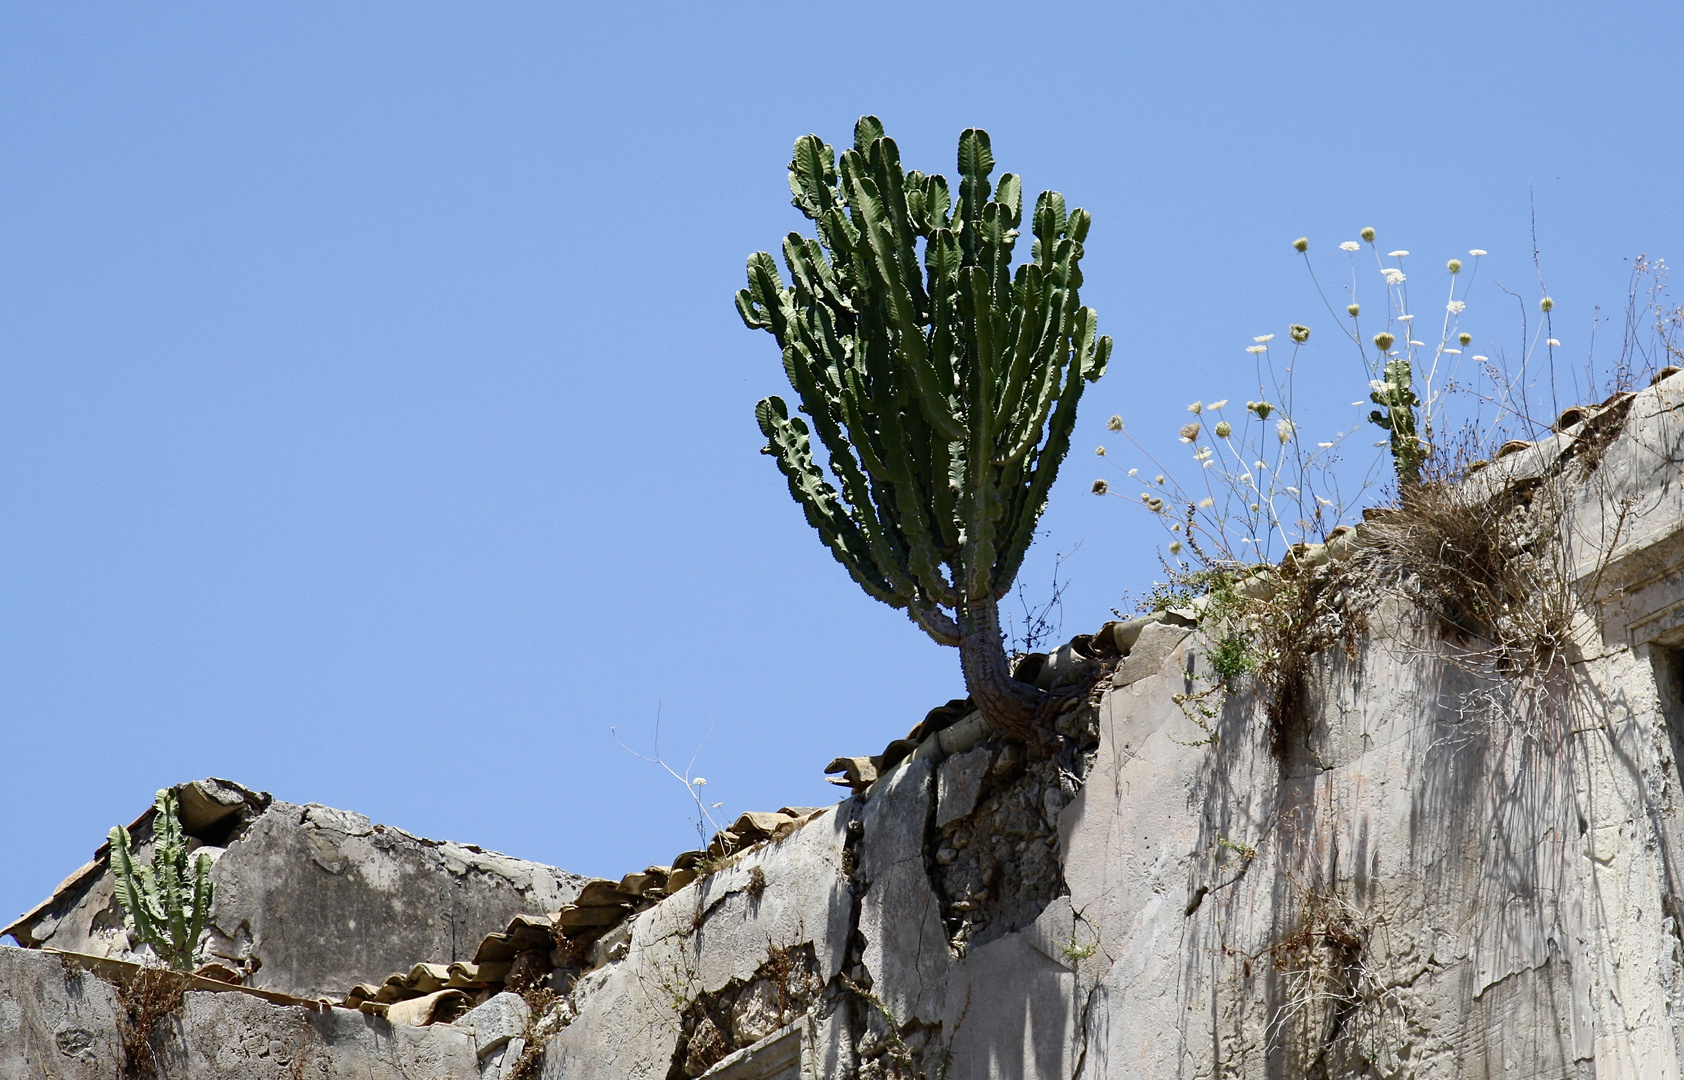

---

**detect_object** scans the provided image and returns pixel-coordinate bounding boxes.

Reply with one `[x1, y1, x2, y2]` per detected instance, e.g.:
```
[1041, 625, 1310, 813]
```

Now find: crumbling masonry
[7, 367, 1684, 1078]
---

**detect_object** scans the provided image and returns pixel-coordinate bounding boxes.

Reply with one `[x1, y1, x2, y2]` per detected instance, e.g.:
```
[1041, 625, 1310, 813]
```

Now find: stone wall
[5, 779, 586, 1001]
[6, 368, 1684, 1079]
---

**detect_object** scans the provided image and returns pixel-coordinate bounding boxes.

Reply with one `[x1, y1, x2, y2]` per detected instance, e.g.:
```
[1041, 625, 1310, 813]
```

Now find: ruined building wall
[6, 370, 1684, 1079]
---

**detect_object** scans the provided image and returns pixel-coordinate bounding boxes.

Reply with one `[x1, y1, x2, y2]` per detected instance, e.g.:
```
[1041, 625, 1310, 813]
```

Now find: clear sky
[5, 2, 1682, 926]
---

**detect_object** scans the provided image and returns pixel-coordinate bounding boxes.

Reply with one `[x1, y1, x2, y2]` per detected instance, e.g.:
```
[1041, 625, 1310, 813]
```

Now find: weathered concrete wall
[6, 369, 1684, 1078]
[5, 780, 586, 1000]
[0, 945, 487, 1080]
[518, 370, 1684, 1078]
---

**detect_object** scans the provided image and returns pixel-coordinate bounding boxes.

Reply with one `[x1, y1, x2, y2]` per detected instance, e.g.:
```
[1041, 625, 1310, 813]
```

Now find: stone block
[935, 745, 989, 829]
[1111, 620, 1189, 686]
[456, 990, 530, 1058]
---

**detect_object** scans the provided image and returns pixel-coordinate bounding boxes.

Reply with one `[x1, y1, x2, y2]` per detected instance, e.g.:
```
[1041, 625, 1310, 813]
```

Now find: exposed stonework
[4, 779, 587, 1000]
[6, 368, 1684, 1078]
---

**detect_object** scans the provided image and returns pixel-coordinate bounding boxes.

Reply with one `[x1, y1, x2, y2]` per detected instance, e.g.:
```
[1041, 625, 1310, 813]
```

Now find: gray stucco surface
[6, 782, 586, 1000]
[7, 370, 1684, 1077]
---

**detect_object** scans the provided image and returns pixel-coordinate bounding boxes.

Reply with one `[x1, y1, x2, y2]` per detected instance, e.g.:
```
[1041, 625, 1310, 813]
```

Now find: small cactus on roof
[110, 788, 214, 971]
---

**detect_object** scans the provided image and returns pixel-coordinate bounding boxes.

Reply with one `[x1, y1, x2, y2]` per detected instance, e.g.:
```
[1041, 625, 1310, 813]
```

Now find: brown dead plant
[116, 965, 190, 1079]
[1364, 419, 1634, 746]
[505, 984, 562, 1080]
[1262, 888, 1402, 1079]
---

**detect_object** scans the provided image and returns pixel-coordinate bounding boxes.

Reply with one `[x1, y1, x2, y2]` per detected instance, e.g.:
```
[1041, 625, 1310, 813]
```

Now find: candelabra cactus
[109, 787, 214, 971]
[737, 117, 1112, 741]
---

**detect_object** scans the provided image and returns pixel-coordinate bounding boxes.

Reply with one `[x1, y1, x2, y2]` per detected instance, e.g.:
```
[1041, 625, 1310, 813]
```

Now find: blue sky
[5, 2, 1682, 924]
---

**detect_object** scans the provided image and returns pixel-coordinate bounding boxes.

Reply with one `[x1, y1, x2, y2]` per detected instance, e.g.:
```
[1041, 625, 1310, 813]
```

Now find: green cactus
[109, 788, 214, 971]
[1368, 355, 1426, 487]
[738, 117, 1112, 740]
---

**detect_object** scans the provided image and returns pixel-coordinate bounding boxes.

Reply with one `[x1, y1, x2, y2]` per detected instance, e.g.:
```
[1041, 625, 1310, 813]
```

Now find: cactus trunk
[957, 595, 1043, 741]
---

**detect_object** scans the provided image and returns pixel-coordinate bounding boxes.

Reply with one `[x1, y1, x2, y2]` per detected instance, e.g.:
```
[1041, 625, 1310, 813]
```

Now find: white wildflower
[1443, 348, 1461, 354]
[1316, 495, 1333, 506]
[1246, 344, 1267, 353]
[1383, 269, 1405, 285]
[1547, 338, 1561, 347]
[1340, 241, 1360, 252]
[1277, 419, 1295, 443]
[1193, 447, 1213, 462]
[1209, 399, 1228, 409]
[1469, 249, 1487, 257]
[1369, 380, 1391, 393]
[1388, 250, 1409, 257]
[1447, 300, 1466, 314]
[1286, 486, 1300, 496]
[1472, 355, 1489, 362]
[1408, 340, 1426, 347]
[693, 777, 708, 786]
[1127, 467, 1139, 477]
[1253, 334, 1276, 343]
[1187, 401, 1203, 413]
[1396, 314, 1414, 322]
[1198, 497, 1214, 508]
[1318, 441, 1334, 448]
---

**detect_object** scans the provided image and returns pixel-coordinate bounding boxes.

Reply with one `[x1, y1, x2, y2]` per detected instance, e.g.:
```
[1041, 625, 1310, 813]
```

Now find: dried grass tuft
[116, 966, 190, 1079]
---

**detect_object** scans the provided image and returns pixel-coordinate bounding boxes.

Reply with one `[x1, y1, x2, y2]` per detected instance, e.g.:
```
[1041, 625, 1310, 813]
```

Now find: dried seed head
[1107, 414, 1123, 432]
[1360, 227, 1375, 242]
[1540, 296, 1554, 312]
[1214, 420, 1232, 438]
[1095, 445, 1106, 456]
[1180, 422, 1201, 442]
[1459, 332, 1472, 346]
[1447, 258, 1462, 274]
[1290, 324, 1310, 343]
[1169, 541, 1183, 555]
[1091, 479, 1109, 495]
[1293, 237, 1309, 253]
[1374, 332, 1396, 351]
[1347, 303, 1360, 317]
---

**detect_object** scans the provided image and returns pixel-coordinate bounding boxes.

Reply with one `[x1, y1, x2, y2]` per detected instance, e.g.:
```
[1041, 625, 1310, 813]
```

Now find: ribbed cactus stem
[740, 117, 1111, 740]
[109, 787, 214, 971]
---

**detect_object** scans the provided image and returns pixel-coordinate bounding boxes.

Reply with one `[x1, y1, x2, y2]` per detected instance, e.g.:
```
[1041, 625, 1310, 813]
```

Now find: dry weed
[116, 966, 190, 1079]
